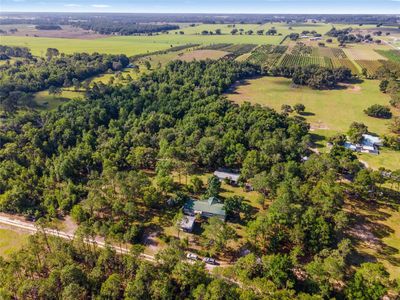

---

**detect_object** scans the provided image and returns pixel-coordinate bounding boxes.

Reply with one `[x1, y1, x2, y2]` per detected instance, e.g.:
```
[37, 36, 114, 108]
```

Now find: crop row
[221, 44, 258, 56]
[246, 45, 288, 67]
[279, 54, 332, 68]
[355, 60, 383, 76]
[201, 43, 233, 50]
[316, 47, 347, 59]
[331, 58, 359, 74]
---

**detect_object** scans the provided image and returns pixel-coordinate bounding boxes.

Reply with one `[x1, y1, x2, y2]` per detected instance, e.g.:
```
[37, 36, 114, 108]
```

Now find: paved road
[0, 214, 155, 262]
[0, 214, 224, 271]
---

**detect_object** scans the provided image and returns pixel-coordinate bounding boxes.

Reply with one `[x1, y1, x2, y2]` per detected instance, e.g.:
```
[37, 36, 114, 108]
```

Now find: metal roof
[213, 170, 240, 182]
[184, 197, 226, 217]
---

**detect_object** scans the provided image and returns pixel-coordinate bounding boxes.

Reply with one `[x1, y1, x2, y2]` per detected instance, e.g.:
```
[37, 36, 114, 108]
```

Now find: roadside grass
[0, 228, 29, 257]
[34, 89, 84, 110]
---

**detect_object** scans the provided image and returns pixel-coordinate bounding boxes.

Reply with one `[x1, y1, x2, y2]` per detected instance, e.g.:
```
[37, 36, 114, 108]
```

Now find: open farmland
[355, 60, 384, 76]
[316, 47, 348, 58]
[0, 34, 283, 56]
[331, 58, 359, 74]
[178, 49, 229, 61]
[0, 35, 175, 56]
[0, 24, 105, 39]
[344, 47, 388, 61]
[375, 49, 400, 63]
[246, 44, 287, 68]
[279, 54, 333, 68]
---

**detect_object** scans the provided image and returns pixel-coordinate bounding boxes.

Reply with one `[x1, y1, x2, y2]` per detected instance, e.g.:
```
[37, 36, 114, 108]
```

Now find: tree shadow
[309, 133, 327, 149]
[299, 111, 315, 116]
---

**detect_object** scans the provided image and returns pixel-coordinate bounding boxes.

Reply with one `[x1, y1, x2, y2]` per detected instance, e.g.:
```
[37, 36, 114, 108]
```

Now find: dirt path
[0, 214, 154, 261]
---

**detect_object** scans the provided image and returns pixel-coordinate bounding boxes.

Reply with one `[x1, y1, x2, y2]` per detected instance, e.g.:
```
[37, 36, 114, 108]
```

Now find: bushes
[364, 104, 392, 119]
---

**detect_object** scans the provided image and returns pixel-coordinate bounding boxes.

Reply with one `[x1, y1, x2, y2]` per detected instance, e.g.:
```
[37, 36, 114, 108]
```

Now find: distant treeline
[74, 21, 179, 35]
[1, 13, 399, 26]
[35, 24, 62, 30]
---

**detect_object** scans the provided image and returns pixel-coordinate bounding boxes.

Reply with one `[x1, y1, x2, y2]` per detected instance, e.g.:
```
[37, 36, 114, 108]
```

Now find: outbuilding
[213, 169, 240, 185]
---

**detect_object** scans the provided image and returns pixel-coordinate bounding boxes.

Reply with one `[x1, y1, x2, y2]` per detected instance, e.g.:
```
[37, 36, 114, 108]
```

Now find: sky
[1, 0, 400, 14]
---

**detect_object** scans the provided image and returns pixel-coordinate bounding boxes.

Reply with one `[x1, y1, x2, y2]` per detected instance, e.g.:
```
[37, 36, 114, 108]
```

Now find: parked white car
[186, 253, 199, 261]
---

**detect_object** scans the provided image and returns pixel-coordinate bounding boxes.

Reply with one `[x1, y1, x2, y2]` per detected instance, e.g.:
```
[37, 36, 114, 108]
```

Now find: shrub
[364, 104, 392, 119]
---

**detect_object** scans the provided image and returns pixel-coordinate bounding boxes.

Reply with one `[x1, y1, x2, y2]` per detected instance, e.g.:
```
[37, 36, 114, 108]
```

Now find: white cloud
[64, 3, 81, 7]
[91, 4, 111, 8]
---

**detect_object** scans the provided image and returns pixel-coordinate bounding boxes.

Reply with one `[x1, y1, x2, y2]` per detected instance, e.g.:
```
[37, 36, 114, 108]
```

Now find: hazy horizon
[1, 0, 400, 15]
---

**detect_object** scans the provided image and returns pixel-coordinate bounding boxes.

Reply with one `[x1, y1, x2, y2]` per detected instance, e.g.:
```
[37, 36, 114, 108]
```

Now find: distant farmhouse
[181, 197, 226, 232]
[213, 169, 240, 185]
[344, 134, 383, 154]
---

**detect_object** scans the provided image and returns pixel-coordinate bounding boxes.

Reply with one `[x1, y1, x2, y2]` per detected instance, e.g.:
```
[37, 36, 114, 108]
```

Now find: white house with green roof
[183, 197, 226, 221]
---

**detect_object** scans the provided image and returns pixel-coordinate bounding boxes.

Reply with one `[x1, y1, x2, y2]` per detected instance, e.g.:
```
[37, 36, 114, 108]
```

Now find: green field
[34, 89, 84, 110]
[227, 77, 396, 135]
[0, 35, 174, 56]
[227, 76, 400, 170]
[0, 228, 29, 257]
[0, 34, 282, 56]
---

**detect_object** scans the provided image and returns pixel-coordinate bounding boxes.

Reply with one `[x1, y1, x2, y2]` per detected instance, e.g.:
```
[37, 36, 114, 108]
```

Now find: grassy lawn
[357, 150, 400, 171]
[0, 228, 29, 257]
[34, 89, 85, 110]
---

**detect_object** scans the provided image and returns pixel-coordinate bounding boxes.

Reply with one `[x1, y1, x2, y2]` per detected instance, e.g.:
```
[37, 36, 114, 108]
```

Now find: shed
[180, 215, 196, 232]
[213, 170, 240, 185]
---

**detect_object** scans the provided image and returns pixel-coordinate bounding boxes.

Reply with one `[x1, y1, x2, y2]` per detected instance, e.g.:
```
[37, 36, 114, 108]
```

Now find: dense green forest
[1, 47, 400, 298]
[0, 233, 396, 299]
[0, 48, 129, 112]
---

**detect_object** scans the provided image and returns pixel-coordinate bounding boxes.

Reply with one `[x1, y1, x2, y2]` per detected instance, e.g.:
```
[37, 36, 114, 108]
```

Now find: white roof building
[213, 170, 240, 184]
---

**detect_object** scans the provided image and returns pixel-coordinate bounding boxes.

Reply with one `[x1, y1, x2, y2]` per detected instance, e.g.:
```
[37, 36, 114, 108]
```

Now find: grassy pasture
[226, 76, 400, 170]
[0, 228, 29, 257]
[226, 76, 396, 135]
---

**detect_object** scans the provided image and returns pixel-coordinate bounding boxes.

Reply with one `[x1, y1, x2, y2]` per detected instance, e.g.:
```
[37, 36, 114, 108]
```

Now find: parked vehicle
[186, 253, 198, 260]
[202, 257, 217, 265]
